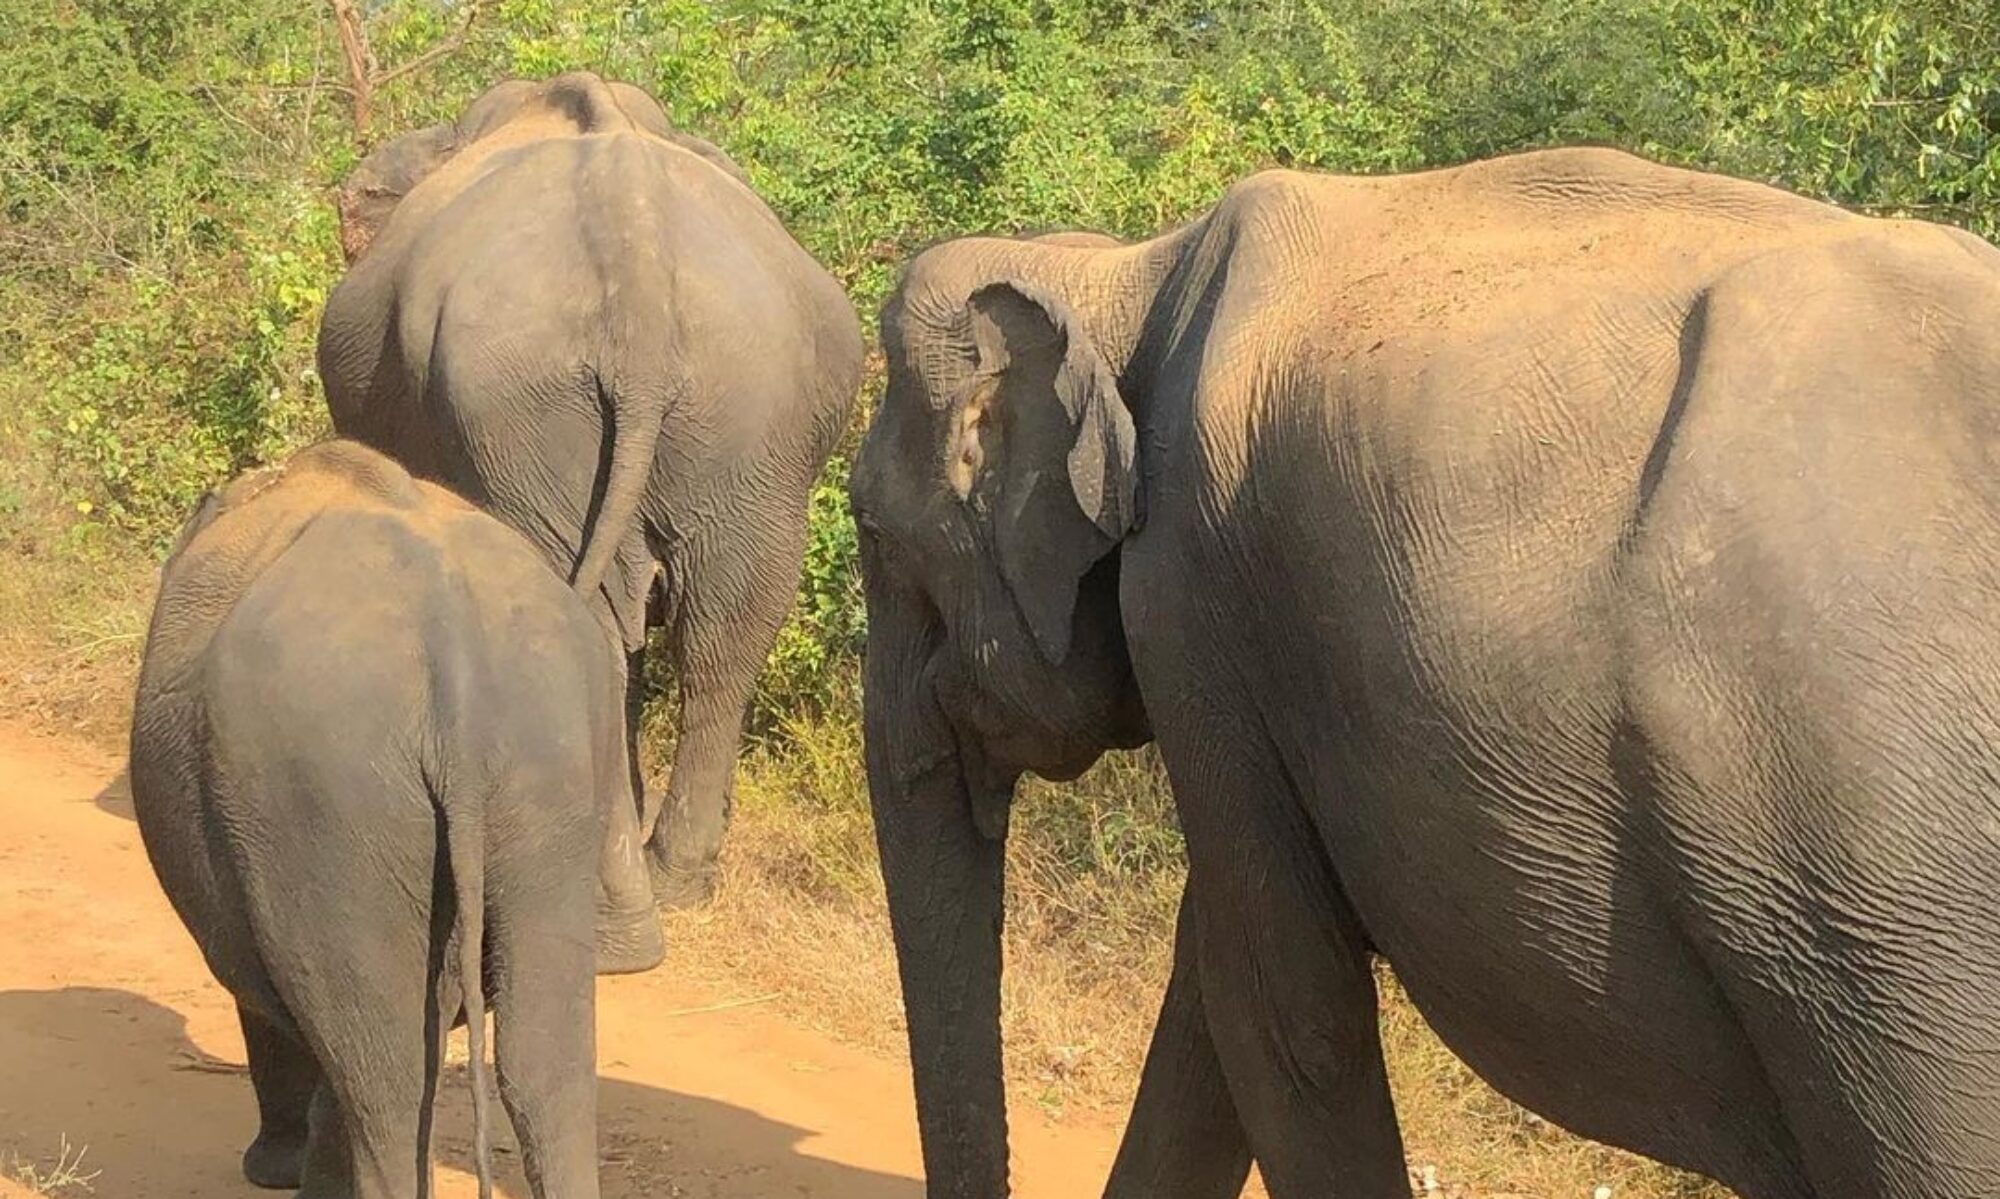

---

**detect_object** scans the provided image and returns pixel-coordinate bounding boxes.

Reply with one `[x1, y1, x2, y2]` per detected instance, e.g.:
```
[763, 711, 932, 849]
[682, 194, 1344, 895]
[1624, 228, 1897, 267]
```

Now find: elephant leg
[264, 880, 431, 1197]
[294, 1083, 354, 1199]
[293, 1030, 427, 1199]
[239, 1004, 322, 1189]
[1169, 724, 1405, 1197]
[592, 645, 667, 977]
[1103, 886, 1253, 1199]
[492, 890, 601, 1199]
[647, 523, 807, 908]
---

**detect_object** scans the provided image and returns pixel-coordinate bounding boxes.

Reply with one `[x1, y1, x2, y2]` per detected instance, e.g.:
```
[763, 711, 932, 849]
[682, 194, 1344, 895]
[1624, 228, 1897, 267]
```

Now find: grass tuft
[5, 1136, 102, 1195]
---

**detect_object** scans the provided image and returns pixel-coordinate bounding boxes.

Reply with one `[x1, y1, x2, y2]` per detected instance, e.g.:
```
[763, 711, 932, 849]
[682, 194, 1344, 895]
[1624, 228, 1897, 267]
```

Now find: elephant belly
[1323, 753, 1807, 1193]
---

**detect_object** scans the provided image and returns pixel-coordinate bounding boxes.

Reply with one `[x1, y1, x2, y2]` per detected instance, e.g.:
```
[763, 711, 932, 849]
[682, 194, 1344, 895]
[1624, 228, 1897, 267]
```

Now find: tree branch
[372, 2, 484, 89]
[329, 0, 375, 137]
[326, 0, 483, 142]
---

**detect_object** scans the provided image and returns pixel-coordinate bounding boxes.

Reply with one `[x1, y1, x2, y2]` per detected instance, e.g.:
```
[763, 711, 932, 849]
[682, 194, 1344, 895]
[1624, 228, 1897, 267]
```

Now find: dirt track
[0, 725, 1124, 1197]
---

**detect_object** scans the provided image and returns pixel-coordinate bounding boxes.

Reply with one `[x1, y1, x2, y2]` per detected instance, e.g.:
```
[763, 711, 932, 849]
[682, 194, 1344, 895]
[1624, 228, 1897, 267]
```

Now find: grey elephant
[130, 439, 662, 1197]
[318, 71, 864, 907]
[850, 146, 2000, 1198]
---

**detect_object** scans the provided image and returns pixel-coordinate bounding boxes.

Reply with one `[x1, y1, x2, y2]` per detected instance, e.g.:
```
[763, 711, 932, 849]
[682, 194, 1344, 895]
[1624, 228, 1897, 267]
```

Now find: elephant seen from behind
[318, 71, 864, 908]
[129, 439, 660, 1197]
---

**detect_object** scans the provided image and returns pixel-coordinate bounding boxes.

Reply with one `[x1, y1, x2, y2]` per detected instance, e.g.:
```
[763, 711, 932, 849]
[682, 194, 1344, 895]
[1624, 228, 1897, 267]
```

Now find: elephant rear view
[129, 439, 661, 1197]
[318, 72, 864, 907]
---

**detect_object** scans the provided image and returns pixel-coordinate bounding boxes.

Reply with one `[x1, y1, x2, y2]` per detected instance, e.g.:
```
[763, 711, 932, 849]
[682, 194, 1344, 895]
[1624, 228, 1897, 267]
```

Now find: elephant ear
[165, 489, 224, 562]
[606, 81, 684, 142]
[334, 121, 458, 262]
[954, 281, 1139, 665]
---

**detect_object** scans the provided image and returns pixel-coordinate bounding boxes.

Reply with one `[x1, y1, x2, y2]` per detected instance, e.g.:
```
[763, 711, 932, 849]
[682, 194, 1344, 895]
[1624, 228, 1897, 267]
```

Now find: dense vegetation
[2, 0, 1995, 1191]
[6, 0, 1997, 611]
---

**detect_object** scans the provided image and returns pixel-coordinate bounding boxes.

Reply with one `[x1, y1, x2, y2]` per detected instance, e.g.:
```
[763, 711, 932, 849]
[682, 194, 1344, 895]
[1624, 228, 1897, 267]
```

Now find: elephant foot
[648, 849, 719, 911]
[242, 1131, 305, 1190]
[595, 908, 666, 975]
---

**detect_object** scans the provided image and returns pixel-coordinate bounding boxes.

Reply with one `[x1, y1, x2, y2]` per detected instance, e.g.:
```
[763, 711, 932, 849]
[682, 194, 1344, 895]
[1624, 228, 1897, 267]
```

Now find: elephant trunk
[861, 590, 1010, 1198]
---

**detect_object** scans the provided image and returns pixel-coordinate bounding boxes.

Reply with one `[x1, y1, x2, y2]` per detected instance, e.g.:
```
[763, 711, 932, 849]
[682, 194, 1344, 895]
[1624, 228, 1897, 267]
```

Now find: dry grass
[0, 406, 153, 738]
[4, 1137, 101, 1196]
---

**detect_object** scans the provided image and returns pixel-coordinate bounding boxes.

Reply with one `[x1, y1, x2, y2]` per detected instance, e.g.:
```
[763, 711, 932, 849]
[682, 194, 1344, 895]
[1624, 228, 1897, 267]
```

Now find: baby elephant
[130, 439, 662, 1198]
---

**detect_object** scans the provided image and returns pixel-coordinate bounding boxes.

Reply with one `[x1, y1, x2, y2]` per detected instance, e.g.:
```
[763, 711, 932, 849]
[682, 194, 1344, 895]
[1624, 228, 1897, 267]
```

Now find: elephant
[318, 71, 864, 908]
[849, 146, 2000, 1199]
[129, 439, 662, 1197]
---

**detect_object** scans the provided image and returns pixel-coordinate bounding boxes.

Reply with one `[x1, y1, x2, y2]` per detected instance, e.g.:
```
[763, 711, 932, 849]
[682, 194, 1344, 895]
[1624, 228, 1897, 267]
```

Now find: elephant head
[334, 72, 754, 262]
[849, 228, 1197, 1195]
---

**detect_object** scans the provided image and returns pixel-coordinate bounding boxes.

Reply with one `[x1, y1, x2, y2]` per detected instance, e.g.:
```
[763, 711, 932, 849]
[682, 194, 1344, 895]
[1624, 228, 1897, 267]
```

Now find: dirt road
[0, 726, 1126, 1197]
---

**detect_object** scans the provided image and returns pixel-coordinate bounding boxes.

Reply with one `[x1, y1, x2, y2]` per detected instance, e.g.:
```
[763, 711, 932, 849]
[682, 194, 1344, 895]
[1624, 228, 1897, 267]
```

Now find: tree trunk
[329, 0, 375, 138]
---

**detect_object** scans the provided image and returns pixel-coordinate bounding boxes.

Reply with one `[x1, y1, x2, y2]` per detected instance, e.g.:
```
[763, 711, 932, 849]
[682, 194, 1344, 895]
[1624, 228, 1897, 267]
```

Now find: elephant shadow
[0, 986, 923, 1198]
[92, 764, 133, 822]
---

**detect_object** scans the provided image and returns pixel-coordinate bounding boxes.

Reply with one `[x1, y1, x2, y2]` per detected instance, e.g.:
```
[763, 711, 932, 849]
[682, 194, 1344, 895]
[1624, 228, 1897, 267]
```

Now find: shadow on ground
[92, 764, 132, 822]
[0, 987, 922, 1198]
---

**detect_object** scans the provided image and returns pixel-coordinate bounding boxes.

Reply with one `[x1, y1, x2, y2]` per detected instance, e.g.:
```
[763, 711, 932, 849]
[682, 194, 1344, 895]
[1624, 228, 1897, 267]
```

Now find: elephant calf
[129, 439, 661, 1197]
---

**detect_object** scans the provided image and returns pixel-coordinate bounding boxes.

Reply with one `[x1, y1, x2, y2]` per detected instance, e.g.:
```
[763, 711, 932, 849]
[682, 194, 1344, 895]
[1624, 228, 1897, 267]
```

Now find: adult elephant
[849, 146, 2000, 1198]
[319, 72, 863, 907]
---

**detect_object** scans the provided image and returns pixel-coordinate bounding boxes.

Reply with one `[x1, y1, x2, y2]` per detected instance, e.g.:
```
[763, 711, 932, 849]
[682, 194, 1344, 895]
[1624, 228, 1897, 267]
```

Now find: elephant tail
[571, 367, 670, 619]
[441, 793, 496, 1199]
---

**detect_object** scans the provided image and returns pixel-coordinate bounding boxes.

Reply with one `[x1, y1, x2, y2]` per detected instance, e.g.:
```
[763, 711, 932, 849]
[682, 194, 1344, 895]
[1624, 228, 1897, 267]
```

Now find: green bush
[3, 0, 1994, 737]
[0, 0, 341, 548]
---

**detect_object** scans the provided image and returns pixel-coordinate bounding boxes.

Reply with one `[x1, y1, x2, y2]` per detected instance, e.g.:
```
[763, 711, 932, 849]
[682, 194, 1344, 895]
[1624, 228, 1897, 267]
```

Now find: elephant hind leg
[284, 971, 432, 1199]
[244, 810, 438, 1197]
[488, 863, 601, 1199]
[238, 1003, 322, 1189]
[1165, 710, 1406, 1197]
[1722, 935, 2000, 1198]
[647, 518, 808, 909]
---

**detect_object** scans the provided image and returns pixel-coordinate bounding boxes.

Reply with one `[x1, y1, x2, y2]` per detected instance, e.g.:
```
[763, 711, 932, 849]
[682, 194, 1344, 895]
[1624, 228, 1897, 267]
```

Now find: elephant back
[140, 441, 451, 692]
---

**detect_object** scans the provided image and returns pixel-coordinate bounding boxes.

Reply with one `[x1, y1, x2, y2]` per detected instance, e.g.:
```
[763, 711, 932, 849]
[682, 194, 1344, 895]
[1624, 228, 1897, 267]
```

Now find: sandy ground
[0, 724, 1127, 1197]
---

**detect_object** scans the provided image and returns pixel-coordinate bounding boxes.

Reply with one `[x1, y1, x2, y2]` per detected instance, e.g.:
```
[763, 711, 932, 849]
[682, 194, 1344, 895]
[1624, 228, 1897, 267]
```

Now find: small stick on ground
[659, 992, 782, 1018]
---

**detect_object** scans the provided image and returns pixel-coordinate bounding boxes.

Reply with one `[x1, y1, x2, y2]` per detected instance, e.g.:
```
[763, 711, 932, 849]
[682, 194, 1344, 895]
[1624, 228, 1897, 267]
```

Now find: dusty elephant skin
[851, 146, 2000, 1198]
[317, 71, 865, 910]
[128, 439, 663, 1198]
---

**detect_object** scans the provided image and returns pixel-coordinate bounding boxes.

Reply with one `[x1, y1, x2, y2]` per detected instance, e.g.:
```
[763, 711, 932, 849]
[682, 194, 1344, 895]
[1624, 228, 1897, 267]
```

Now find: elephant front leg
[596, 646, 667, 976]
[1103, 887, 1253, 1199]
[238, 1004, 322, 1189]
[646, 525, 806, 909]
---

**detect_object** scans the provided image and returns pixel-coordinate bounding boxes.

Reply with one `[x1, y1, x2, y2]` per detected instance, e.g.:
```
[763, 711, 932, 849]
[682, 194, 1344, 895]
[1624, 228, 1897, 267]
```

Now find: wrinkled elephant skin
[318, 72, 863, 910]
[852, 147, 2000, 1199]
[129, 440, 660, 1198]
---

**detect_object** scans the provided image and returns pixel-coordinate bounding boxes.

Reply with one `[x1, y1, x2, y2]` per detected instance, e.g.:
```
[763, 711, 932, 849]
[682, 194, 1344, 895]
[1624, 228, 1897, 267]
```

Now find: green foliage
[0, 0, 339, 547]
[1672, 0, 1999, 227]
[3, 0, 1996, 723]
